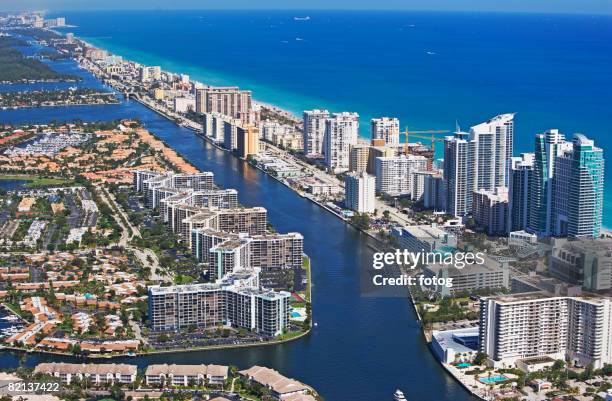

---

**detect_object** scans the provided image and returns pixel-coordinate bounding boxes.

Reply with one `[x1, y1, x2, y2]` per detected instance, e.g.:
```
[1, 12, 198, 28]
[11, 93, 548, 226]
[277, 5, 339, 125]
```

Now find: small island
[0, 88, 119, 109]
[0, 36, 80, 84]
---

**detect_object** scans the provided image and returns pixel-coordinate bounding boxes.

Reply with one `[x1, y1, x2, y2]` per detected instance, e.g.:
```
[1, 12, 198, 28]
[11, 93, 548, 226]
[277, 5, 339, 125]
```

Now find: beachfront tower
[303, 109, 330, 157]
[345, 172, 376, 214]
[371, 117, 400, 145]
[554, 134, 604, 238]
[443, 132, 475, 217]
[528, 129, 571, 236]
[469, 113, 515, 190]
[508, 153, 534, 232]
[323, 112, 359, 173]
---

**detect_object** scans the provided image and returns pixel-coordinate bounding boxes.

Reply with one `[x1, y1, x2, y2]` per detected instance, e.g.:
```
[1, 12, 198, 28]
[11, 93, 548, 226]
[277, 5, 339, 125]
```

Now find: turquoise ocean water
[55, 10, 612, 222]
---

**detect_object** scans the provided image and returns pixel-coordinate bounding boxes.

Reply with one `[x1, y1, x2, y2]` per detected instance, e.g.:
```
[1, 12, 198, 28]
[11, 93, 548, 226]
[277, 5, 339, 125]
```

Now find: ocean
[54, 9, 612, 220]
[2, 11, 610, 400]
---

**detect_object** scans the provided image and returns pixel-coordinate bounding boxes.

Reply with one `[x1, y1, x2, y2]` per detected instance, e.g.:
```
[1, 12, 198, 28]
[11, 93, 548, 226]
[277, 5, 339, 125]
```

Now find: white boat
[293, 16, 311, 21]
[394, 389, 407, 401]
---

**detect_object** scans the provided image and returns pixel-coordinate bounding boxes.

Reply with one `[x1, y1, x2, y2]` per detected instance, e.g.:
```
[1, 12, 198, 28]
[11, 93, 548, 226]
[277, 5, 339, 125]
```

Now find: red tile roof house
[144, 364, 229, 387]
[239, 366, 313, 400]
[34, 363, 137, 385]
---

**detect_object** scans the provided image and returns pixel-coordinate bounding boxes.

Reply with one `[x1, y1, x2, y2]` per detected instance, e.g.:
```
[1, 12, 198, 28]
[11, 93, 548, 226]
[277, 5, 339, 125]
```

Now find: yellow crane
[402, 128, 450, 154]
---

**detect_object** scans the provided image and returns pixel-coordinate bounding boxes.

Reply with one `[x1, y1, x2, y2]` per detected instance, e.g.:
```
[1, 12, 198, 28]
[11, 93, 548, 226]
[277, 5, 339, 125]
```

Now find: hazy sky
[2, 0, 612, 14]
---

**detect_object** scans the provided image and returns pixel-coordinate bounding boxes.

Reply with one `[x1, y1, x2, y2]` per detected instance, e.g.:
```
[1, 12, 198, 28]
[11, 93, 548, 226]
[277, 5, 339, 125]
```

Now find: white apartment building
[323, 112, 359, 173]
[423, 256, 509, 297]
[202, 112, 227, 143]
[469, 113, 514, 189]
[480, 294, 612, 369]
[371, 117, 400, 145]
[375, 155, 427, 197]
[223, 119, 241, 151]
[345, 172, 376, 214]
[148, 272, 291, 337]
[443, 114, 514, 218]
[472, 187, 509, 236]
[140, 65, 161, 82]
[443, 132, 475, 217]
[303, 109, 329, 156]
[412, 170, 444, 209]
[261, 121, 293, 141]
[173, 96, 195, 114]
[195, 86, 253, 123]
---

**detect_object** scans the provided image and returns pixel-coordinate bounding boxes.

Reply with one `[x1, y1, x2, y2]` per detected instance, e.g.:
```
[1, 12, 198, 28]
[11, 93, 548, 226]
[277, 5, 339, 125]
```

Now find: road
[128, 311, 147, 347]
[87, 54, 417, 230]
[95, 185, 170, 283]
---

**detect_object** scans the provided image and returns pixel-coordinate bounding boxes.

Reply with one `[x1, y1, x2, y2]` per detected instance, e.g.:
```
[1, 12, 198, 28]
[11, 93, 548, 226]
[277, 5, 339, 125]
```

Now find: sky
[1, 0, 612, 14]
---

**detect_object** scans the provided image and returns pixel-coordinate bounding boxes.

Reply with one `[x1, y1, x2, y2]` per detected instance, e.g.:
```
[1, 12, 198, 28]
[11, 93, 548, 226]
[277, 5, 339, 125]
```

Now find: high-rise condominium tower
[195, 86, 253, 123]
[345, 172, 376, 214]
[442, 114, 513, 218]
[469, 113, 514, 190]
[508, 153, 534, 232]
[371, 117, 400, 145]
[443, 132, 475, 217]
[303, 109, 330, 157]
[554, 134, 604, 238]
[529, 129, 570, 236]
[323, 112, 359, 173]
[529, 131, 603, 238]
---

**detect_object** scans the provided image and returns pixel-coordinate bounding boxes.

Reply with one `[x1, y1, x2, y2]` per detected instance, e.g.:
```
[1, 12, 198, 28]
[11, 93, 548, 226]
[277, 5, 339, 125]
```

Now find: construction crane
[402, 128, 450, 154]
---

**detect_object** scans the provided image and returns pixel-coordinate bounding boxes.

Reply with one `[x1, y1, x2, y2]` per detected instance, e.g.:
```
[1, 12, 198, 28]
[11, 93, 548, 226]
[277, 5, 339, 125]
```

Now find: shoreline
[0, 114, 314, 361]
[0, 328, 312, 360]
[0, 101, 120, 110]
[1, 184, 313, 361]
[0, 79, 81, 85]
[407, 290, 486, 400]
[3, 28, 475, 400]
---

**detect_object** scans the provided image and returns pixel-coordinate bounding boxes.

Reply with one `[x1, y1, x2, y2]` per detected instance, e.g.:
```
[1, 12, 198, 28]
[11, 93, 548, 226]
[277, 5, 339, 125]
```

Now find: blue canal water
[0, 59, 475, 401]
[3, 10, 611, 399]
[0, 38, 105, 93]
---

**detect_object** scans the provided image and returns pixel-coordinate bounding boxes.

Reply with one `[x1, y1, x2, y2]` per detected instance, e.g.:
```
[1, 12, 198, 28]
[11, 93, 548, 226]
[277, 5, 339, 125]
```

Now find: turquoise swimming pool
[479, 375, 507, 384]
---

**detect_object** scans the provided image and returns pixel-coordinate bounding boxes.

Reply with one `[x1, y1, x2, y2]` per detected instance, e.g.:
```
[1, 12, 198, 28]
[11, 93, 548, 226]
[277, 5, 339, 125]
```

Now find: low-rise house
[36, 337, 76, 352]
[33, 362, 137, 385]
[516, 356, 556, 373]
[239, 366, 309, 400]
[104, 315, 123, 336]
[529, 379, 552, 392]
[80, 340, 139, 353]
[72, 312, 93, 334]
[5, 322, 55, 346]
[144, 364, 228, 386]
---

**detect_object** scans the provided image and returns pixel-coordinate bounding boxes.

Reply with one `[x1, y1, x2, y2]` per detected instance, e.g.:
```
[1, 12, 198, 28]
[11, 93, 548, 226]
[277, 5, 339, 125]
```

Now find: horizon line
[7, 8, 612, 16]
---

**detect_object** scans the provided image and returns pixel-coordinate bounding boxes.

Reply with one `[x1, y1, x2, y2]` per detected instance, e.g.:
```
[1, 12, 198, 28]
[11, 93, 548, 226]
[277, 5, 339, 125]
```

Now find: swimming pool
[456, 363, 471, 368]
[479, 375, 507, 384]
[290, 311, 302, 318]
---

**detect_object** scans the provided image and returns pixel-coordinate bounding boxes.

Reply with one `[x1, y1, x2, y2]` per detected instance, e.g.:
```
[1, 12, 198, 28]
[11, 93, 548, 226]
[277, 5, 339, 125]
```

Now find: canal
[0, 60, 476, 401]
